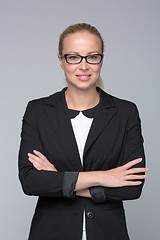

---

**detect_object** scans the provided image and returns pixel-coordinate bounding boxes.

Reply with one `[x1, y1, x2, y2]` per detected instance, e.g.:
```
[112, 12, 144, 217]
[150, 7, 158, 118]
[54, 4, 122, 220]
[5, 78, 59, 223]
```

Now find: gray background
[0, 0, 159, 239]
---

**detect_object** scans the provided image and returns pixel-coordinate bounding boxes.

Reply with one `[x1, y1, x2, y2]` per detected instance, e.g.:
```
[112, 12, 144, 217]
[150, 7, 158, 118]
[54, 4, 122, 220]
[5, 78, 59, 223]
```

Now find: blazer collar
[44, 87, 116, 109]
[44, 88, 66, 107]
[43, 87, 117, 170]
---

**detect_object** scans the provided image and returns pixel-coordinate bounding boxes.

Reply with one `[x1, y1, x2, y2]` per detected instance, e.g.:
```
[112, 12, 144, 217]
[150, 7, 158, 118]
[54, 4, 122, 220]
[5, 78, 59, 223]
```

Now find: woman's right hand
[97, 158, 148, 188]
[75, 158, 148, 191]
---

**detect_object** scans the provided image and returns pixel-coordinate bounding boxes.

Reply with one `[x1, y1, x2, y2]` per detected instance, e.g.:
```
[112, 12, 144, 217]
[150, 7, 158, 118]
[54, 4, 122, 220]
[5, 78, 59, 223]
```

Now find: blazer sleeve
[89, 103, 146, 203]
[18, 101, 78, 198]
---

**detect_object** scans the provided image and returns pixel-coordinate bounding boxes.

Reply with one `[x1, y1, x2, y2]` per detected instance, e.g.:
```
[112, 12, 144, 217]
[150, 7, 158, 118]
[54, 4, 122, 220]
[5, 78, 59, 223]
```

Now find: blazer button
[87, 211, 94, 219]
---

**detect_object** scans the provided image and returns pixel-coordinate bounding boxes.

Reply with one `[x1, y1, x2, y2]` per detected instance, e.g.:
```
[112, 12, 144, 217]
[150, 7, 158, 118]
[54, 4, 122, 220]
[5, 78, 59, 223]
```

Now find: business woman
[18, 23, 148, 240]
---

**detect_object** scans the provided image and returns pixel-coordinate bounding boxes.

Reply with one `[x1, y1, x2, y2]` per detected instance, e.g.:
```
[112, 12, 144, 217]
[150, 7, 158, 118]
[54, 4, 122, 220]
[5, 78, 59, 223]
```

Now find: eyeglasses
[61, 54, 103, 64]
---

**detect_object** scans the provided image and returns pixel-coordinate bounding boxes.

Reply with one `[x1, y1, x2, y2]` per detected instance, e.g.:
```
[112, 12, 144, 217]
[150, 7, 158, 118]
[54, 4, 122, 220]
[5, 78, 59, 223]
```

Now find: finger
[33, 150, 46, 160]
[28, 158, 42, 170]
[28, 153, 42, 163]
[126, 174, 146, 180]
[32, 161, 42, 171]
[28, 157, 41, 165]
[127, 167, 148, 175]
[124, 181, 143, 186]
[122, 158, 143, 170]
[28, 152, 58, 171]
[28, 156, 44, 169]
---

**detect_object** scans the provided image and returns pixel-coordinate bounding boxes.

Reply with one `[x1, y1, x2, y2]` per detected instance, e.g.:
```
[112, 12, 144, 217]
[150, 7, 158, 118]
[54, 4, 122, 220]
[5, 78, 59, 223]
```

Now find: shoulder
[26, 88, 65, 109]
[112, 95, 138, 113]
[103, 90, 142, 126]
[23, 88, 66, 120]
[101, 88, 138, 112]
[99, 88, 141, 122]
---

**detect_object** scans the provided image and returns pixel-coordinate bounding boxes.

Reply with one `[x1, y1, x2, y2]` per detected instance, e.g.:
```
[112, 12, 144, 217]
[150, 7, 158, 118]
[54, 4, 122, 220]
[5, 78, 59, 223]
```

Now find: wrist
[75, 171, 100, 191]
[76, 189, 91, 198]
[94, 171, 103, 186]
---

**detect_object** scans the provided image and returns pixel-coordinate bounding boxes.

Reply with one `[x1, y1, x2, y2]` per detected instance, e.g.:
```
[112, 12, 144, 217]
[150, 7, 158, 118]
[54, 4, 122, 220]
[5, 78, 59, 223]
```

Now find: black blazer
[18, 87, 145, 240]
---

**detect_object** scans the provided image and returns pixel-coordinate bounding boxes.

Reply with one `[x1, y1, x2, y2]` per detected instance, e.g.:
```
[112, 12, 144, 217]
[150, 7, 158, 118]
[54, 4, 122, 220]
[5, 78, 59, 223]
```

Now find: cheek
[92, 65, 102, 74]
[64, 65, 78, 74]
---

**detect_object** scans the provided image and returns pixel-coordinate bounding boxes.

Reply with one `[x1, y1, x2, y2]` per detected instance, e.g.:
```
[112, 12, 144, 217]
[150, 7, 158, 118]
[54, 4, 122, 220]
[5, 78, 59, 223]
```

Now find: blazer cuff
[89, 186, 106, 203]
[62, 172, 79, 198]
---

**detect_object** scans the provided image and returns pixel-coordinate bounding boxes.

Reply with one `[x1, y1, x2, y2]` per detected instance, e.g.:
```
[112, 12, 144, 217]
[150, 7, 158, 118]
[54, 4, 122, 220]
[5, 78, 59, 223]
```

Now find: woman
[18, 23, 148, 240]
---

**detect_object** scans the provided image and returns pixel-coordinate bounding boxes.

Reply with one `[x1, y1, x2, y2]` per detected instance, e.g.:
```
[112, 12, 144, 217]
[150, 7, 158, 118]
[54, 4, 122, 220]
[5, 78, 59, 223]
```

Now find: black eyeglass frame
[61, 53, 104, 64]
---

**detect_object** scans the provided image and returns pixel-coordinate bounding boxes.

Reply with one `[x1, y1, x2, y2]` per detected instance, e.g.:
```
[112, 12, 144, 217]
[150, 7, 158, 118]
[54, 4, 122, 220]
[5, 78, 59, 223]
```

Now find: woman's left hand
[28, 150, 57, 171]
[28, 150, 91, 198]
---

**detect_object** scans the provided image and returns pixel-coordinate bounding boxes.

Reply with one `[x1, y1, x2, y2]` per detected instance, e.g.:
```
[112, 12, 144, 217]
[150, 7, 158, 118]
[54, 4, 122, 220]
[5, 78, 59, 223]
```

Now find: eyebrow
[66, 51, 101, 55]
[88, 51, 101, 54]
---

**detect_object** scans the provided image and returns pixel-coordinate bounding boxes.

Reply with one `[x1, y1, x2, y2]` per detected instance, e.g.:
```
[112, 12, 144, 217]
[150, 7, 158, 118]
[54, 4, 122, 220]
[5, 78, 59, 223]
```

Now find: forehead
[62, 31, 102, 54]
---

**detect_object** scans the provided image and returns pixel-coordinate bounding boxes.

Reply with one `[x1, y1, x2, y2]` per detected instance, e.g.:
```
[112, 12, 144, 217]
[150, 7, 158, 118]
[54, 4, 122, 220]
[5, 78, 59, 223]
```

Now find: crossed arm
[28, 150, 148, 198]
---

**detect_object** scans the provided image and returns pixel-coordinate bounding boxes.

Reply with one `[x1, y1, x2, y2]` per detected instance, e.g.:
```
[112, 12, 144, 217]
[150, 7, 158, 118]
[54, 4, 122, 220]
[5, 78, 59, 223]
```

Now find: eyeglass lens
[66, 54, 102, 64]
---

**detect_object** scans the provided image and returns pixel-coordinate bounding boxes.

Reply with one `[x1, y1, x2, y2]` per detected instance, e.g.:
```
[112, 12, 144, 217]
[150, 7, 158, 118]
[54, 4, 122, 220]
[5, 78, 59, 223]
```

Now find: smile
[76, 75, 91, 81]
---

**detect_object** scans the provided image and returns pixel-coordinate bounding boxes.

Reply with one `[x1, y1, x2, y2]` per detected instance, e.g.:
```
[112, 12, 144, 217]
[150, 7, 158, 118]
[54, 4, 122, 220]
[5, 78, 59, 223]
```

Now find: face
[59, 31, 103, 91]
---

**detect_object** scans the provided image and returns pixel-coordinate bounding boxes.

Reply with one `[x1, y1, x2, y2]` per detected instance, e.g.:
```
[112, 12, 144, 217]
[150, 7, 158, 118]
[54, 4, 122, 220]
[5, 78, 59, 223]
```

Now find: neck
[65, 86, 100, 111]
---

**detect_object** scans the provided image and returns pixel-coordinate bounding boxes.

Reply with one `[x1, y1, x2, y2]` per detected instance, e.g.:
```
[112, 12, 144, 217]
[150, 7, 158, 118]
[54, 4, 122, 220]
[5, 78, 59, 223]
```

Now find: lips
[76, 74, 91, 81]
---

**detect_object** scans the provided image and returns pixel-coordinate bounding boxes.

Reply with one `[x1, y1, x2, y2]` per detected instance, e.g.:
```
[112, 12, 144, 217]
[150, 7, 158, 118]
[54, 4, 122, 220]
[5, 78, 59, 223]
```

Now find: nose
[79, 58, 89, 70]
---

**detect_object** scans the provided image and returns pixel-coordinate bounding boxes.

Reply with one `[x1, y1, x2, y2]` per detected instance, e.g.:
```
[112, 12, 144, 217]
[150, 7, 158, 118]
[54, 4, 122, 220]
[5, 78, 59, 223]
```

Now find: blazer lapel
[44, 88, 117, 171]
[44, 88, 83, 171]
[83, 89, 118, 158]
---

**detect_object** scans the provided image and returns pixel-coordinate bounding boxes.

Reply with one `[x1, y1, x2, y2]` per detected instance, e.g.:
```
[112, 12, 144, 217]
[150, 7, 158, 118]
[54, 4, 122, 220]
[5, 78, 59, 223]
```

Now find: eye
[68, 55, 79, 60]
[88, 55, 98, 59]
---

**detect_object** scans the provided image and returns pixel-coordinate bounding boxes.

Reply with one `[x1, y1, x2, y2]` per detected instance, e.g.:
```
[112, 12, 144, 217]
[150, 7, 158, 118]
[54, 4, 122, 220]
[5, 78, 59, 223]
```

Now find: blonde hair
[96, 76, 104, 89]
[58, 23, 104, 89]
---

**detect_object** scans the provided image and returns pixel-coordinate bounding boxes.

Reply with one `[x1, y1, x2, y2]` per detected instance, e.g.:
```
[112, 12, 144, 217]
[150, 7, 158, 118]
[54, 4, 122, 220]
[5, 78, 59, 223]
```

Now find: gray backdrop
[0, 0, 159, 239]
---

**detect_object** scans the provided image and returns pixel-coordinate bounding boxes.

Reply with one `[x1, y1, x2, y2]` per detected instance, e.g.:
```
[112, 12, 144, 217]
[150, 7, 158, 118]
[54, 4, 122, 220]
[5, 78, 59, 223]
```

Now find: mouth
[76, 74, 91, 81]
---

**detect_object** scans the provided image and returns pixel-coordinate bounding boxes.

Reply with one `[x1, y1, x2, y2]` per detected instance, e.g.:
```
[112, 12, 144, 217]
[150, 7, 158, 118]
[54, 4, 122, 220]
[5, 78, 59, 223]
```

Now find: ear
[58, 55, 64, 70]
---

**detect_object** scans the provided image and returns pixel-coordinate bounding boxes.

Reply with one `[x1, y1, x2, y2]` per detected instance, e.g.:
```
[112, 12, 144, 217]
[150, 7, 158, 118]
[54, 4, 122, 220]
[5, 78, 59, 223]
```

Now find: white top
[71, 111, 93, 164]
[71, 111, 94, 235]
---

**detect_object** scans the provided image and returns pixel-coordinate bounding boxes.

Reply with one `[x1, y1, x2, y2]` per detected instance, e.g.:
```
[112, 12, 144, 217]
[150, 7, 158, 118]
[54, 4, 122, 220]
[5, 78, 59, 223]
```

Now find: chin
[68, 81, 97, 91]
